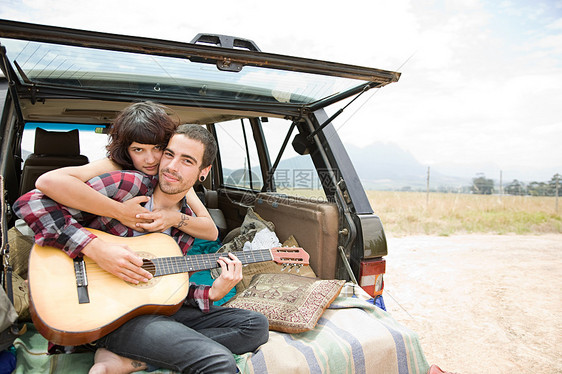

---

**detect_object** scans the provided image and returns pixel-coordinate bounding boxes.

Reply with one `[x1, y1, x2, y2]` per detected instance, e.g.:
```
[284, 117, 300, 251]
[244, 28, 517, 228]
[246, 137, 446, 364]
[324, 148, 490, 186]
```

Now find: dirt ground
[383, 234, 562, 374]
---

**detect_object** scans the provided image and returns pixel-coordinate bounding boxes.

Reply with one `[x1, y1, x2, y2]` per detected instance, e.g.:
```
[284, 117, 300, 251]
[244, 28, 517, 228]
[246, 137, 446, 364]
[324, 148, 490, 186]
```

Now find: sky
[1, 0, 561, 182]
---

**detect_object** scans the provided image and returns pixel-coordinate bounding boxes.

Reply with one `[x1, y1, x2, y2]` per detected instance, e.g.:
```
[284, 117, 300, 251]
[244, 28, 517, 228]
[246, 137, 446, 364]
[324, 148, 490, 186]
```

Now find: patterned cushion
[225, 273, 345, 333]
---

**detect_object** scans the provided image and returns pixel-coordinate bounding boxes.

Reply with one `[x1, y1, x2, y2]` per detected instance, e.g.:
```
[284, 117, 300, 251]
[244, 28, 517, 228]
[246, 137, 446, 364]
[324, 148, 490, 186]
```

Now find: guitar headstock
[270, 247, 310, 266]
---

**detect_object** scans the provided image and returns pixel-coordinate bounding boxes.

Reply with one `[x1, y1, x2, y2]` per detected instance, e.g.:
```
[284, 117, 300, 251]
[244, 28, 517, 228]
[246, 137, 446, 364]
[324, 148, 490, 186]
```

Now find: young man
[14, 124, 269, 373]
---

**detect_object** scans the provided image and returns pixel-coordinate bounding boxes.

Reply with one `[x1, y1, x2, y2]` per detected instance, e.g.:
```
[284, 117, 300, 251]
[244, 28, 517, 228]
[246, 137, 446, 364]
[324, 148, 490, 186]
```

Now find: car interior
[7, 97, 341, 281]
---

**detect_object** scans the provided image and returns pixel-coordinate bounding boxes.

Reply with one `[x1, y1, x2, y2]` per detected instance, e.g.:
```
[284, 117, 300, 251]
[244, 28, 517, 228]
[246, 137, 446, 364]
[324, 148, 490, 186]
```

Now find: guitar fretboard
[150, 249, 273, 277]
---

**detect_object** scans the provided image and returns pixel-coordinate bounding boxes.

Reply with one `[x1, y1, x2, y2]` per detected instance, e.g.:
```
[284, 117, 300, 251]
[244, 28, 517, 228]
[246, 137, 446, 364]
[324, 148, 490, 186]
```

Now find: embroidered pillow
[225, 273, 345, 333]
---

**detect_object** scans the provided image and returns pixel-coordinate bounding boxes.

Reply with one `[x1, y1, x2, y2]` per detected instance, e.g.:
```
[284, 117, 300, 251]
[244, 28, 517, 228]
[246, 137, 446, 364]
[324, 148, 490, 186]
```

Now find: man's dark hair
[175, 124, 217, 169]
[107, 101, 177, 169]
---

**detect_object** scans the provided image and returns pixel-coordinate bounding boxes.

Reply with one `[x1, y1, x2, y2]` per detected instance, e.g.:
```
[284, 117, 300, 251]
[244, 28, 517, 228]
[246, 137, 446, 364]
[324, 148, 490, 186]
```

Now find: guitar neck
[150, 249, 272, 277]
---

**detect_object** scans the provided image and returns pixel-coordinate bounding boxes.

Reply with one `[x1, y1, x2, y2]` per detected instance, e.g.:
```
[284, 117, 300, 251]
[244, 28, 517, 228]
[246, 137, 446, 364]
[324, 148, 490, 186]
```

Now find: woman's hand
[135, 209, 183, 233]
[135, 190, 218, 240]
[115, 196, 153, 230]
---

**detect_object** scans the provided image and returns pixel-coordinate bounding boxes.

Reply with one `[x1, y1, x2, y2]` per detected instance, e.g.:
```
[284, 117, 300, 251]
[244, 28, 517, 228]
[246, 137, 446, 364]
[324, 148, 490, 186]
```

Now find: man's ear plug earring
[199, 176, 206, 182]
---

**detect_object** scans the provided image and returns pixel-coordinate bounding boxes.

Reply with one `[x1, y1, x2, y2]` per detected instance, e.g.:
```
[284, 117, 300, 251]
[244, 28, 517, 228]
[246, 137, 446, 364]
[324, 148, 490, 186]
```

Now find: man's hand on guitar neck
[82, 237, 153, 284]
[208, 253, 243, 302]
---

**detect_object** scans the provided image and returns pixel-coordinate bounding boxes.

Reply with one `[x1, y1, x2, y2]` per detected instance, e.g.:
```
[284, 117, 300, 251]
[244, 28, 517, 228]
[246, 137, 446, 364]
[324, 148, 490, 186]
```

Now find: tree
[505, 179, 526, 195]
[527, 181, 548, 196]
[547, 173, 561, 197]
[471, 173, 494, 194]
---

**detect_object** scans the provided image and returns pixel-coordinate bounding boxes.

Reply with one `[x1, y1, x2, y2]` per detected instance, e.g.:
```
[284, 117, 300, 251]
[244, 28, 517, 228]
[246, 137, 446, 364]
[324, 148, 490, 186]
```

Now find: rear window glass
[1, 38, 365, 106]
[21, 123, 108, 167]
[215, 119, 263, 190]
[261, 118, 326, 201]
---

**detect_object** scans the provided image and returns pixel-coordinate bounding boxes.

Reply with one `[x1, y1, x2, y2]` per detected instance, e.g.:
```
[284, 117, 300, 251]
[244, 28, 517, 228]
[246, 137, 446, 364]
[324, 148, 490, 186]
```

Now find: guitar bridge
[73, 257, 90, 304]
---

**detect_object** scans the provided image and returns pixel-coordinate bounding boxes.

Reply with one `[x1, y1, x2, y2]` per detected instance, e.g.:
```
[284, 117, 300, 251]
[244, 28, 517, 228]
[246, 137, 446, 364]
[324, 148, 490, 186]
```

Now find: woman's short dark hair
[106, 101, 177, 169]
[175, 124, 217, 169]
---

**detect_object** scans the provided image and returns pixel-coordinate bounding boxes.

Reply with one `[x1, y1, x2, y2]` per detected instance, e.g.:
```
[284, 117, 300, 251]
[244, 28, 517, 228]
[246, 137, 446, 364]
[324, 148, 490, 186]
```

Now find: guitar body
[28, 229, 189, 346]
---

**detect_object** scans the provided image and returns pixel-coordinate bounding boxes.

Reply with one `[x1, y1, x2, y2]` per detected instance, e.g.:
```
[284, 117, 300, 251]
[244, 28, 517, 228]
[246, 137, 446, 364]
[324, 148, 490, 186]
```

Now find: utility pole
[426, 166, 430, 209]
[556, 173, 560, 213]
[499, 170, 503, 202]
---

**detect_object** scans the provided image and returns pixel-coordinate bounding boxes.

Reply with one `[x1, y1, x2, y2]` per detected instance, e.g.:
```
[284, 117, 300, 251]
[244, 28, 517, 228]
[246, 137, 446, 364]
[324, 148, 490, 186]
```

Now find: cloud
[1, 0, 561, 179]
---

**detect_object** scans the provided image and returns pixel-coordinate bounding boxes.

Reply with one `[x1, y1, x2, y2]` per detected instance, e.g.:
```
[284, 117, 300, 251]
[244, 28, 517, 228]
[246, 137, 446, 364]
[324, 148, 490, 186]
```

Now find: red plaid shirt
[14, 170, 210, 311]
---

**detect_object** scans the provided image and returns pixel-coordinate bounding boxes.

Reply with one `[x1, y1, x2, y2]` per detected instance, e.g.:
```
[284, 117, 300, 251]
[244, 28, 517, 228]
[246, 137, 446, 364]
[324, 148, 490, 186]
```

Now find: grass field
[366, 191, 562, 236]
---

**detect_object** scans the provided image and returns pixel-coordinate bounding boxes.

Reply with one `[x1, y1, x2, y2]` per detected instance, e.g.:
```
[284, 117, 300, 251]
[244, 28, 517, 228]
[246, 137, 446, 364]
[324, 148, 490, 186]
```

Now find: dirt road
[383, 234, 562, 374]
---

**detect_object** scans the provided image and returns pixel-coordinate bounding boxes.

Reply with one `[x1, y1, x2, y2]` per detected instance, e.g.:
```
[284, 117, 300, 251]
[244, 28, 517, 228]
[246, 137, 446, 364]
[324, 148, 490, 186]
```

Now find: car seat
[19, 128, 89, 195]
[194, 183, 228, 239]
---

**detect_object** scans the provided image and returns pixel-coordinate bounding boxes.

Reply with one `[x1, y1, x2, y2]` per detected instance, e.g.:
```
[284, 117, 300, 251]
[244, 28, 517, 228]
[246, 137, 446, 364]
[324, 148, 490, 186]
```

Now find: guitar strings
[80, 248, 303, 279]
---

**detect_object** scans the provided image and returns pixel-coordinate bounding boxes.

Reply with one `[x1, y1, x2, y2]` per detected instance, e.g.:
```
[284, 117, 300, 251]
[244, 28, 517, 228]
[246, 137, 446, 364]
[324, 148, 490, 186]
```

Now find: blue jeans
[95, 305, 269, 373]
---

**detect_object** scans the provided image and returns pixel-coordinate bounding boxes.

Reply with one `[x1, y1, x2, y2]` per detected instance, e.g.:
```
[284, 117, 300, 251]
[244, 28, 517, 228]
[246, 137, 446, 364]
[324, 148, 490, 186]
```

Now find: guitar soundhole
[128, 252, 160, 289]
[142, 258, 156, 276]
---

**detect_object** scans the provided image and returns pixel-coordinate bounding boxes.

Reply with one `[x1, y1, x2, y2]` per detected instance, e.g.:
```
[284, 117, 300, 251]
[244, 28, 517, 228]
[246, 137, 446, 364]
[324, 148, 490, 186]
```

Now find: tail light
[359, 258, 385, 297]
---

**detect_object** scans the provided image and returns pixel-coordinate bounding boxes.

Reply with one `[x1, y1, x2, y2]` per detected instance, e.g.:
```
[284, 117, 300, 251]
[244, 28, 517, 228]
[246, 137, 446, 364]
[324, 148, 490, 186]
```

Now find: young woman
[35, 101, 218, 241]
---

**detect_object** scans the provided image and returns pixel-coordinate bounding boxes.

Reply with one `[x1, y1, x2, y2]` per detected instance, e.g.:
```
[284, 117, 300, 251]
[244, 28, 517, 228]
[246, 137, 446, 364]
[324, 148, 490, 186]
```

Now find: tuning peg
[281, 264, 288, 272]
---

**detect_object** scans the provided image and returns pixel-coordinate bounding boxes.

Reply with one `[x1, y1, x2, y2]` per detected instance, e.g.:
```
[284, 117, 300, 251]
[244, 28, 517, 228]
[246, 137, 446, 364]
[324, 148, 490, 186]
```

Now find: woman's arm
[36, 159, 218, 239]
[135, 187, 219, 241]
[35, 158, 151, 229]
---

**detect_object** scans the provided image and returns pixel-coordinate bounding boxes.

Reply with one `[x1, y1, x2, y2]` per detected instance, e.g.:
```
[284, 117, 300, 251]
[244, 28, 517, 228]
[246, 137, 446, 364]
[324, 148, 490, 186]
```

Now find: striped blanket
[12, 283, 428, 374]
[234, 283, 429, 374]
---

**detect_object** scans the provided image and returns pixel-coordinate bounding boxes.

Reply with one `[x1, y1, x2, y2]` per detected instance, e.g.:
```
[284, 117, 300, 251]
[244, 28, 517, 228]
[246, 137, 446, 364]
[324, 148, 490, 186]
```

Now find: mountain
[344, 143, 470, 190]
[344, 142, 562, 190]
[267, 142, 472, 191]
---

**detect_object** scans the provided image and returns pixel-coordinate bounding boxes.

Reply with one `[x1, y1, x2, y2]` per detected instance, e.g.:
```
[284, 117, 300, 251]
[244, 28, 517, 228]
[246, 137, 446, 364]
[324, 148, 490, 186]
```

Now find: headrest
[34, 128, 81, 156]
[205, 190, 219, 209]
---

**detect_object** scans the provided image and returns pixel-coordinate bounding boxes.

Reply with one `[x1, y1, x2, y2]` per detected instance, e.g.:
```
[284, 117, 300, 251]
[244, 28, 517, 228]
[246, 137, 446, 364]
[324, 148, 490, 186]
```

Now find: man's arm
[80, 236, 152, 284]
[209, 253, 242, 301]
[185, 253, 242, 312]
[185, 284, 211, 313]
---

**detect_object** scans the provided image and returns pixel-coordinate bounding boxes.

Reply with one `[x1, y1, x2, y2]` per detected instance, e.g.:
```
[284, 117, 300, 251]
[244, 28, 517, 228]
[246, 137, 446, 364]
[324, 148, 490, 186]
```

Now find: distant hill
[267, 142, 471, 191]
[344, 142, 561, 190]
[344, 143, 470, 190]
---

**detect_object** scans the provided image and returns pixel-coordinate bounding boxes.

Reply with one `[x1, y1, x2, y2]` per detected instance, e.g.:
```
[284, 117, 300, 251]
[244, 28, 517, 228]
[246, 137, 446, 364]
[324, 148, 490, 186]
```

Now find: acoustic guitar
[28, 228, 309, 346]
